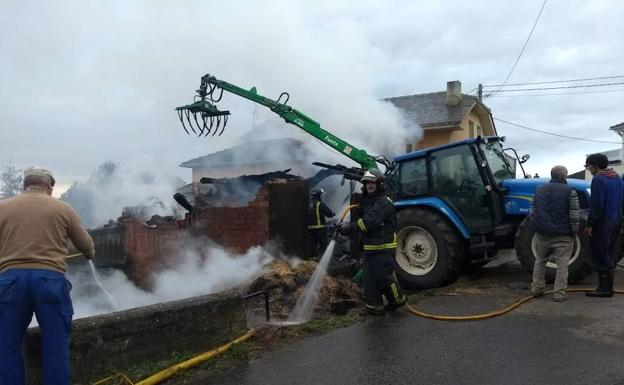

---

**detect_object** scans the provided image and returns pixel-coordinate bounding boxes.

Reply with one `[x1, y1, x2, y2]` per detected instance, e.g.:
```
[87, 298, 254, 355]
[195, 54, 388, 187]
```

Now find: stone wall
[24, 290, 247, 385]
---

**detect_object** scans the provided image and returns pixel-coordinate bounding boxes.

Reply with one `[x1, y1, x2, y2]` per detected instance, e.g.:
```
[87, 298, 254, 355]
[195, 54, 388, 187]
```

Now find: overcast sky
[1, 0, 623, 194]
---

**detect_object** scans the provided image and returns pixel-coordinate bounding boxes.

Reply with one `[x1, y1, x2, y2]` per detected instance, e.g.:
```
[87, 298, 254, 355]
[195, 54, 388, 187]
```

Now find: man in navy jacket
[584, 153, 623, 297]
[530, 166, 579, 302]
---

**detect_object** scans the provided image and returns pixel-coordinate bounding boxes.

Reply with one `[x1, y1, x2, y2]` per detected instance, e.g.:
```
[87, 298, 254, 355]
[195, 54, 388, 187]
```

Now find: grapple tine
[212, 116, 221, 137]
[205, 116, 214, 137]
[201, 114, 210, 136]
[205, 114, 212, 137]
[177, 110, 190, 135]
[193, 112, 205, 136]
[219, 115, 228, 136]
[184, 110, 197, 134]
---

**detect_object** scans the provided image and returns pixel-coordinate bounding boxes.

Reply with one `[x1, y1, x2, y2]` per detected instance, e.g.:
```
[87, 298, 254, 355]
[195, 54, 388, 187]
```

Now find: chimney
[447, 80, 462, 106]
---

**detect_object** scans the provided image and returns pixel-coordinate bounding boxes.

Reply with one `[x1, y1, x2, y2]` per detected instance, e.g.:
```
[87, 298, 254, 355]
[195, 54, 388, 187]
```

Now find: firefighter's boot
[586, 271, 614, 297]
[365, 304, 385, 315]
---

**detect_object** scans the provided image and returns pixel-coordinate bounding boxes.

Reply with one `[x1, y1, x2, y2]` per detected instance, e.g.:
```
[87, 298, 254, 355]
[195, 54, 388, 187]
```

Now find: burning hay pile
[246, 259, 363, 321]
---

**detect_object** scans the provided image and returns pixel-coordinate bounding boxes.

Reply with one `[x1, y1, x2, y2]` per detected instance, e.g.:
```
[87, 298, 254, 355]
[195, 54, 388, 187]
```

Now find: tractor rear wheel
[515, 217, 596, 283]
[395, 208, 464, 289]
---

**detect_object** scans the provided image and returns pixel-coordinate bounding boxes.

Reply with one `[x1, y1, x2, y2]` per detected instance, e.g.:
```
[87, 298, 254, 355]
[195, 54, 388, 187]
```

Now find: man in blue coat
[584, 153, 623, 297]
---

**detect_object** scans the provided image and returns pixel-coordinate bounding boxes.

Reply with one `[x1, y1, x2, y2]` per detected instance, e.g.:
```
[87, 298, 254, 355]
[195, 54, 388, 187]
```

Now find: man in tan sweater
[0, 167, 94, 385]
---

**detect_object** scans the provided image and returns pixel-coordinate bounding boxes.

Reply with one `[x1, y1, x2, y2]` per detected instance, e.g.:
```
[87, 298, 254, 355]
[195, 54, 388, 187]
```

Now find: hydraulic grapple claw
[175, 77, 231, 138]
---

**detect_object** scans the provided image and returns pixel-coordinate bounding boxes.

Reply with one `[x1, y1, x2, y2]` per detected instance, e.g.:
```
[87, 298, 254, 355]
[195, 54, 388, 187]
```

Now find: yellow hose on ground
[133, 329, 256, 385]
[406, 288, 624, 321]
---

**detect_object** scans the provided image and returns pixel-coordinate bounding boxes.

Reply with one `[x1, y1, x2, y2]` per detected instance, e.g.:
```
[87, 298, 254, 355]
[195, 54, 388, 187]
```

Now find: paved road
[201, 261, 624, 385]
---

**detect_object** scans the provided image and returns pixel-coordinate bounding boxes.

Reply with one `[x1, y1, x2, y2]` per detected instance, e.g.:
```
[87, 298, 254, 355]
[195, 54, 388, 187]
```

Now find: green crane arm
[198, 74, 379, 170]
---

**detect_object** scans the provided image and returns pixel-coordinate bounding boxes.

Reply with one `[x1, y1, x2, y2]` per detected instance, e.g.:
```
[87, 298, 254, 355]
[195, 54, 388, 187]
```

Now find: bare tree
[0, 163, 22, 199]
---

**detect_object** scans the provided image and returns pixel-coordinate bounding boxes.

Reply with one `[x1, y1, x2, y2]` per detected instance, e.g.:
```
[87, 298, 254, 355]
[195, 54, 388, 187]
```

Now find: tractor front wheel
[395, 208, 464, 289]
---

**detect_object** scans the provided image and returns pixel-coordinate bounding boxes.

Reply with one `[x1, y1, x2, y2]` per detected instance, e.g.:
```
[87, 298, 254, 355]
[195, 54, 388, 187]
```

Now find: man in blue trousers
[0, 167, 95, 385]
[584, 154, 624, 297]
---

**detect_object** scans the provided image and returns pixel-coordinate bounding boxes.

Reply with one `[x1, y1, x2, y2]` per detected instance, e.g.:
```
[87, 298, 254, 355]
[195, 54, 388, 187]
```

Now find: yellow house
[386, 81, 497, 151]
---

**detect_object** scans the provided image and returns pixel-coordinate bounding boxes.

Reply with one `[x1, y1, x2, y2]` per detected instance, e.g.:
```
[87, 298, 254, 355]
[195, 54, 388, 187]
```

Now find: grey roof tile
[385, 92, 479, 128]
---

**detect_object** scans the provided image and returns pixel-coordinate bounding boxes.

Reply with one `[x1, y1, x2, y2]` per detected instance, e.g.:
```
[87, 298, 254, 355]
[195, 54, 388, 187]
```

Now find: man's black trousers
[590, 219, 621, 272]
[362, 251, 404, 307]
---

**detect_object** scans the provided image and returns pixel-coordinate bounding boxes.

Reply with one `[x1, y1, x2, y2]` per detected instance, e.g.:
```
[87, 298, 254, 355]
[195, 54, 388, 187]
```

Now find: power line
[489, 0, 547, 98]
[487, 89, 624, 97]
[483, 74, 624, 88]
[485, 81, 624, 96]
[494, 117, 622, 144]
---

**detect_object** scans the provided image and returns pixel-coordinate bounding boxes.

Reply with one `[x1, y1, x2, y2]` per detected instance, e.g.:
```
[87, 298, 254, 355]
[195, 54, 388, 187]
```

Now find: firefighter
[307, 188, 335, 260]
[339, 168, 406, 315]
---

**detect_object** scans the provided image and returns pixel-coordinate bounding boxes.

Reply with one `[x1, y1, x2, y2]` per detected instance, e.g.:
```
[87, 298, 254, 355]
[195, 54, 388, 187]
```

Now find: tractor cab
[388, 136, 516, 238]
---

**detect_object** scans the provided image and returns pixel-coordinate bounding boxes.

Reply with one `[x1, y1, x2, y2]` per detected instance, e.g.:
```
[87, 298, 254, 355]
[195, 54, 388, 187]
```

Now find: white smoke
[67, 242, 276, 319]
[0, 0, 423, 185]
[61, 161, 186, 229]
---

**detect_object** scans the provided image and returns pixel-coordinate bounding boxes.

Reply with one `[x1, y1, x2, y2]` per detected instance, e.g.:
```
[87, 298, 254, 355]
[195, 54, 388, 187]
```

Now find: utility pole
[477, 84, 483, 101]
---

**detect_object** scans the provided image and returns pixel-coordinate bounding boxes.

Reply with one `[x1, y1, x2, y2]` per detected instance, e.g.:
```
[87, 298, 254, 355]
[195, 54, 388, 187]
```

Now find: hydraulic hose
[406, 288, 624, 321]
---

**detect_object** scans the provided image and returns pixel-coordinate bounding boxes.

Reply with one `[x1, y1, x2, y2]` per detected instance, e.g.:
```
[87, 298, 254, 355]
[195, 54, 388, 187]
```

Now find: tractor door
[428, 144, 496, 234]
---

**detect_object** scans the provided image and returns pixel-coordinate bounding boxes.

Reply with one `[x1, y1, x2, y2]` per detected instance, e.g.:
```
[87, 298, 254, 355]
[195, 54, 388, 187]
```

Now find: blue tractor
[385, 135, 603, 288]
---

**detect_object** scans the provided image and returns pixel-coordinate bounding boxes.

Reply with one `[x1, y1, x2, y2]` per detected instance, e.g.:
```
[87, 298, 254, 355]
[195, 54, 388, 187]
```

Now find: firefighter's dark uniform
[352, 191, 406, 314]
[307, 196, 335, 259]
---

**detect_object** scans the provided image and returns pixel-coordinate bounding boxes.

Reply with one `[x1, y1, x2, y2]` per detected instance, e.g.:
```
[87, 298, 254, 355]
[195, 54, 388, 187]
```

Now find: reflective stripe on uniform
[363, 242, 397, 251]
[308, 202, 325, 229]
[357, 218, 367, 232]
[390, 272, 406, 304]
[363, 232, 397, 251]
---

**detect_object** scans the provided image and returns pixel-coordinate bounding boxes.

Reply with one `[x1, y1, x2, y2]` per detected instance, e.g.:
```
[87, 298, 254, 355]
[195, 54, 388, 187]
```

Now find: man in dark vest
[584, 153, 623, 297]
[307, 188, 335, 260]
[530, 165, 580, 302]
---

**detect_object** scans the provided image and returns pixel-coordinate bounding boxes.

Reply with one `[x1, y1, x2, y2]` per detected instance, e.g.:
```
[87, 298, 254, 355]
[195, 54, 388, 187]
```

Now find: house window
[468, 120, 475, 137]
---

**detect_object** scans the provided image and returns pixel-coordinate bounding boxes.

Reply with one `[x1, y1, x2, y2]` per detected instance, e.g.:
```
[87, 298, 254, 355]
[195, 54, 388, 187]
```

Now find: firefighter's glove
[338, 222, 355, 236]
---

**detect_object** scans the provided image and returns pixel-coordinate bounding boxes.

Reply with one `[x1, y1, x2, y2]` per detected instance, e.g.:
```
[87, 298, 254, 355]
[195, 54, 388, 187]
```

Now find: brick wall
[115, 180, 307, 289]
[192, 206, 268, 254]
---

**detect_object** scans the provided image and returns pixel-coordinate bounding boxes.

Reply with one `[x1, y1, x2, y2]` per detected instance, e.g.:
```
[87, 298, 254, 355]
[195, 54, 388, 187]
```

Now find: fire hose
[65, 253, 119, 310]
[91, 329, 256, 385]
[405, 288, 624, 321]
